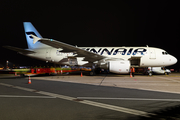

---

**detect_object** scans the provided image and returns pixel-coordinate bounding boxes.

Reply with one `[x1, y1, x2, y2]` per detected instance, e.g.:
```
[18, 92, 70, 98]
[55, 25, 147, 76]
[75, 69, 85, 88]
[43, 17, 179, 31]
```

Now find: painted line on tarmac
[154, 76, 180, 83]
[0, 82, 154, 117]
[166, 75, 180, 77]
[77, 97, 180, 102]
[0, 95, 56, 98]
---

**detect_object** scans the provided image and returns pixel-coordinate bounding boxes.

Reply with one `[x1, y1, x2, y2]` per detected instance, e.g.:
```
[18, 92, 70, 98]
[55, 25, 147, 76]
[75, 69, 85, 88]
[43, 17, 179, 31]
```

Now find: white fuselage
[25, 46, 177, 67]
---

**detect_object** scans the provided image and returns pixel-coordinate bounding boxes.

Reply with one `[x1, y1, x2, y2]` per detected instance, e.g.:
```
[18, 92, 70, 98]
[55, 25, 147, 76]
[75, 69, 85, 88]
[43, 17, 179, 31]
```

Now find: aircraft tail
[23, 22, 50, 49]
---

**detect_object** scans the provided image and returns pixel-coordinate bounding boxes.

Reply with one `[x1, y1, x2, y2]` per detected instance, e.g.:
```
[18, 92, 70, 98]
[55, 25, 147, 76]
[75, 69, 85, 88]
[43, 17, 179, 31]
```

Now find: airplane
[4, 22, 177, 75]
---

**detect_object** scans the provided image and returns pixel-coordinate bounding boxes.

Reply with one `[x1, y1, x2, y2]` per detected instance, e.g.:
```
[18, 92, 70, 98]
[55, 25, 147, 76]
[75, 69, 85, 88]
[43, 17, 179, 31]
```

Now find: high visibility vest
[131, 68, 135, 73]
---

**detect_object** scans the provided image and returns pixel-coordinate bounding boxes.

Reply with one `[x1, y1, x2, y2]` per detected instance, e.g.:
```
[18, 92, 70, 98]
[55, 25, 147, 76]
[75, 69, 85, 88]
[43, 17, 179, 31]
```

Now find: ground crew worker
[130, 67, 135, 77]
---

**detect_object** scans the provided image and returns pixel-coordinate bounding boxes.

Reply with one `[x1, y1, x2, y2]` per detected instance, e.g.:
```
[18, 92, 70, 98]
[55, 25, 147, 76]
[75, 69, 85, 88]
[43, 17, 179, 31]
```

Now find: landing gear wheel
[149, 72, 152, 76]
[89, 71, 96, 76]
[165, 72, 169, 75]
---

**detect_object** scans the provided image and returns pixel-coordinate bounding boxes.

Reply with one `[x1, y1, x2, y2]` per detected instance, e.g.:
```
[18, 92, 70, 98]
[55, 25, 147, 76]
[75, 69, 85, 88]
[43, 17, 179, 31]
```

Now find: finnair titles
[84, 48, 146, 55]
[56, 48, 147, 56]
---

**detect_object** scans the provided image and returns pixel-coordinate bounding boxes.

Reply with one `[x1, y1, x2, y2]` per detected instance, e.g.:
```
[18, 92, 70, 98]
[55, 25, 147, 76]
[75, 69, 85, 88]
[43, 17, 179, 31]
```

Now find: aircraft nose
[171, 56, 177, 65]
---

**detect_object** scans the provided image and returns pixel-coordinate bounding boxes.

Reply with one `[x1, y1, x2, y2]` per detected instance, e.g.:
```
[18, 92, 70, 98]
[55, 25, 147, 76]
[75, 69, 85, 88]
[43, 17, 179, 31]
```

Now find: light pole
[6, 60, 8, 69]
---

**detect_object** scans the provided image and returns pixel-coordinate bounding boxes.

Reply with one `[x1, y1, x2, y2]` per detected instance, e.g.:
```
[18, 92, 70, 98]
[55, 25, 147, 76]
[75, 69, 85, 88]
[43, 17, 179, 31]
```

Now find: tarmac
[1, 73, 180, 119]
[27, 72, 180, 94]
[1, 73, 180, 94]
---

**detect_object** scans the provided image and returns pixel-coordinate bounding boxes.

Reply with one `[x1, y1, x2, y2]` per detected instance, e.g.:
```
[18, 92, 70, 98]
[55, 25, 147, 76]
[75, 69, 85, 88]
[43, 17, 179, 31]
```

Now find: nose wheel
[149, 72, 152, 76]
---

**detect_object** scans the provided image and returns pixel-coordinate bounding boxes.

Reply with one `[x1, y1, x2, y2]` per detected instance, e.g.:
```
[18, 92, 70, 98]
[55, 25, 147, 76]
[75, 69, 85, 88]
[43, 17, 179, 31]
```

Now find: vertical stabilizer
[23, 22, 50, 49]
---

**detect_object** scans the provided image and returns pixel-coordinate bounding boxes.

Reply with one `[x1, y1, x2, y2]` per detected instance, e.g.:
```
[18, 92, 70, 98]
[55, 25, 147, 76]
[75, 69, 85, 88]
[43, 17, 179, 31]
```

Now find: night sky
[1, 1, 180, 69]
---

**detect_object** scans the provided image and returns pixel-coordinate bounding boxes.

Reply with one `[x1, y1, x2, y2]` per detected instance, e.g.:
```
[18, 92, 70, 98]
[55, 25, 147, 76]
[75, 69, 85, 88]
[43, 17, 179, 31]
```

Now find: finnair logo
[26, 32, 37, 39]
[86, 48, 147, 56]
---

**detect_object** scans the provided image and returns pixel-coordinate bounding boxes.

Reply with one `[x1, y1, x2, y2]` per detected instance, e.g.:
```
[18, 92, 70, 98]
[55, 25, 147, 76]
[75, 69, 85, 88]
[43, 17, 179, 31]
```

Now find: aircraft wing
[3, 46, 35, 54]
[31, 35, 106, 62]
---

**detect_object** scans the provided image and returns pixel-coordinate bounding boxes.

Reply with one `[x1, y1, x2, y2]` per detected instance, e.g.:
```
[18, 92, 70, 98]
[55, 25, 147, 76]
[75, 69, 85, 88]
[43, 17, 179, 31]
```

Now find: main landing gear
[89, 64, 96, 76]
[89, 70, 96, 76]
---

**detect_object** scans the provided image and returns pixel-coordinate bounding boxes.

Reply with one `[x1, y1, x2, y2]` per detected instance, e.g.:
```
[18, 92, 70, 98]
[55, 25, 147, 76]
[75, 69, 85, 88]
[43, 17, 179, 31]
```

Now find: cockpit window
[162, 51, 168, 55]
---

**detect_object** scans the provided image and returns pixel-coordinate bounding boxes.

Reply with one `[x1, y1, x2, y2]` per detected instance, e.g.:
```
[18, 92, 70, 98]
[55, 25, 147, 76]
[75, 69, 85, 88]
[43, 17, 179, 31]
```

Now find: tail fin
[23, 22, 50, 49]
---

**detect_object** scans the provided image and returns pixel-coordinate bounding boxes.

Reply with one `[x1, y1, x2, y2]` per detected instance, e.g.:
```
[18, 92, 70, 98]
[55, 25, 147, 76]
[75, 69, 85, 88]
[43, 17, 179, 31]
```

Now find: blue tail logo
[23, 22, 49, 49]
[26, 32, 38, 39]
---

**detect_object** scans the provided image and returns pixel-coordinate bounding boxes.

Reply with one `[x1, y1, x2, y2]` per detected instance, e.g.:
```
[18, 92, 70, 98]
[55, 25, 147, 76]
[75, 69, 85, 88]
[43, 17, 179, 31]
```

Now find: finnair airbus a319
[4, 22, 177, 75]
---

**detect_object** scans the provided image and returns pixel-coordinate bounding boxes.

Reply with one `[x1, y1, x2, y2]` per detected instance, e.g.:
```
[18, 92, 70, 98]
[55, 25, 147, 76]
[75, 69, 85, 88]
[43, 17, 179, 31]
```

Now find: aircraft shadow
[136, 104, 180, 120]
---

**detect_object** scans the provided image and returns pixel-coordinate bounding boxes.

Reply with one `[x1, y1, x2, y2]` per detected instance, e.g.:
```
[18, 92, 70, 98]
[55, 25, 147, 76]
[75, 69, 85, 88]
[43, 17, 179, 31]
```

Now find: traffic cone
[28, 76, 31, 84]
[81, 72, 83, 77]
[130, 73, 132, 78]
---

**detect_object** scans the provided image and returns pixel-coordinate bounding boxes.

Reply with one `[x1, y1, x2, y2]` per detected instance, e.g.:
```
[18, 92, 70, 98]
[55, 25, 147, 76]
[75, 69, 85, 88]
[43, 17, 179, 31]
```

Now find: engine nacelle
[100, 61, 130, 74]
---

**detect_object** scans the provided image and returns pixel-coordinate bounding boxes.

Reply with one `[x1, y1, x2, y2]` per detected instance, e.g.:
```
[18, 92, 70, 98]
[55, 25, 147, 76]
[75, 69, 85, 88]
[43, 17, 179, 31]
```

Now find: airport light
[6, 60, 9, 69]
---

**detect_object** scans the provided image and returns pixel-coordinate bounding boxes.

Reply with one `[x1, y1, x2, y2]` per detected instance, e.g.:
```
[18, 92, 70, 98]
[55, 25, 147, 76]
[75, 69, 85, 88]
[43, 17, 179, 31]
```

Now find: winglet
[31, 34, 41, 44]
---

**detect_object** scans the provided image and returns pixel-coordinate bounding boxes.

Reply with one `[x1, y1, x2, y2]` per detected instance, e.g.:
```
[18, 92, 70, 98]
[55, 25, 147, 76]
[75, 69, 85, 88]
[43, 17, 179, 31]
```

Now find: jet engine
[100, 60, 130, 74]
